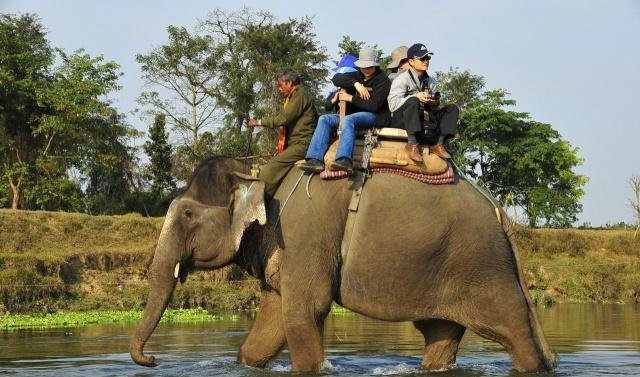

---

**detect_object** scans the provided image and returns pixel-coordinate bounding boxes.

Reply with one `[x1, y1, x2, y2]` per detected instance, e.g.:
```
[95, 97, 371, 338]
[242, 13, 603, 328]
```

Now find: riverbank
[1, 209, 638, 315]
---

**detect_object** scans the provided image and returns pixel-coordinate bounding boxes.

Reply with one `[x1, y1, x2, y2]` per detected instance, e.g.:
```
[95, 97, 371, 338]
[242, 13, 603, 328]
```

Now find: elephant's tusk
[173, 262, 180, 279]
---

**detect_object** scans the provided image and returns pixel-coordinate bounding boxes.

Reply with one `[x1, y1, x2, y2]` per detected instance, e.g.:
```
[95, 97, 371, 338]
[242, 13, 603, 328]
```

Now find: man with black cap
[387, 43, 459, 162]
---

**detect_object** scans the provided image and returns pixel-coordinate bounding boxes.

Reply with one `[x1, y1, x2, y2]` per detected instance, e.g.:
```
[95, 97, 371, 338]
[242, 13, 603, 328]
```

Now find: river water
[1, 303, 638, 376]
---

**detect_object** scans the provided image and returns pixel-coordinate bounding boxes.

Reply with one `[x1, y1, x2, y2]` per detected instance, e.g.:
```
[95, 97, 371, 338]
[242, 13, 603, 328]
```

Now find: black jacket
[332, 69, 391, 127]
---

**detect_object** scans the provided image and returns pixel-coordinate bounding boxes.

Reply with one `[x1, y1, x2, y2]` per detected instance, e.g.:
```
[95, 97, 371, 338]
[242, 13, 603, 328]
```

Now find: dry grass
[0, 209, 163, 261]
[0, 209, 258, 314]
[514, 227, 640, 305]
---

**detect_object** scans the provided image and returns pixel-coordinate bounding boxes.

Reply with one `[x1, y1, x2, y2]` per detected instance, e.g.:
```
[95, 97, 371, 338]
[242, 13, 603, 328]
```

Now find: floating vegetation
[0, 308, 224, 329]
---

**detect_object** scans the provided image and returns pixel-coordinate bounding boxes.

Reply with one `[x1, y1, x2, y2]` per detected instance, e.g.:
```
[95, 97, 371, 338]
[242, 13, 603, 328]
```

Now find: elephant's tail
[501, 213, 558, 369]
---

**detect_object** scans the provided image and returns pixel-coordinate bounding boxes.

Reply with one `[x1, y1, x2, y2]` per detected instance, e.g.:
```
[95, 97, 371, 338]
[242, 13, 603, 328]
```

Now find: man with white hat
[387, 43, 459, 162]
[299, 47, 391, 174]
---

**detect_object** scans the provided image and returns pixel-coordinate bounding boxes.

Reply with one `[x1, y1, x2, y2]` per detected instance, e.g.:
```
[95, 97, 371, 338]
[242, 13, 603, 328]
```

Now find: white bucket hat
[354, 47, 381, 68]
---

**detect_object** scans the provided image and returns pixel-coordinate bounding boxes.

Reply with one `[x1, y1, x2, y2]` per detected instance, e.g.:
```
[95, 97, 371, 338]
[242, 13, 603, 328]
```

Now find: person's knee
[318, 114, 337, 129]
[445, 104, 459, 116]
[343, 114, 357, 129]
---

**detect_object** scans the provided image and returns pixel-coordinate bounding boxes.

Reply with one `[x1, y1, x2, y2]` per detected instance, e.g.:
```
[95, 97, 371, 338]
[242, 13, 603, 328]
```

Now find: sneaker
[330, 157, 353, 173]
[429, 144, 451, 159]
[404, 143, 423, 162]
[299, 159, 325, 173]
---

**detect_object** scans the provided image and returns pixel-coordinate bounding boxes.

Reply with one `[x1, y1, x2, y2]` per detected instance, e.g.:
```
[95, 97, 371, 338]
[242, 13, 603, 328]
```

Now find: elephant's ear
[229, 181, 267, 251]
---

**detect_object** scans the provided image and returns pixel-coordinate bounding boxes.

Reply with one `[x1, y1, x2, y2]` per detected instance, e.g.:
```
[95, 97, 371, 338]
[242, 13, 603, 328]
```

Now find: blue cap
[331, 54, 357, 73]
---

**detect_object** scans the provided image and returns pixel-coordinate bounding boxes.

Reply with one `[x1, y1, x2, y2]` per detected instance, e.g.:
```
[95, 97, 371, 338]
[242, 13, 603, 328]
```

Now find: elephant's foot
[281, 292, 331, 371]
[507, 339, 551, 373]
[283, 320, 326, 371]
[413, 319, 466, 370]
[237, 289, 286, 368]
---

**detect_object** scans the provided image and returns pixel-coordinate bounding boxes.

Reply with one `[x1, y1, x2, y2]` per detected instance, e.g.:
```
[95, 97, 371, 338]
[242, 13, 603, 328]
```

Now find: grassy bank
[514, 227, 640, 305]
[1, 209, 639, 316]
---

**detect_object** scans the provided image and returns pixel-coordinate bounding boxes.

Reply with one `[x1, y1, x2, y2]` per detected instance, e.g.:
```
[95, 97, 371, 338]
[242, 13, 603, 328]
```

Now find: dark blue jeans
[305, 112, 377, 161]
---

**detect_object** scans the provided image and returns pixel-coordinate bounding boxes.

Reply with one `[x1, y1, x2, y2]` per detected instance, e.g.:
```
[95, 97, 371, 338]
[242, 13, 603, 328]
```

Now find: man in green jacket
[248, 68, 318, 199]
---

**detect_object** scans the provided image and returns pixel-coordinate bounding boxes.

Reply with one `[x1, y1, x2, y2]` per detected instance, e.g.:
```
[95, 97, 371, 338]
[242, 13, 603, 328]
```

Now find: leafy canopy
[1, 13, 134, 211]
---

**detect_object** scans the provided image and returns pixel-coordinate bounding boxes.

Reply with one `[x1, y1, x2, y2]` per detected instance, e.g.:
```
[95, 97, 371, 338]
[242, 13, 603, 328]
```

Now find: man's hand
[338, 91, 354, 103]
[354, 82, 370, 100]
[330, 91, 340, 105]
[416, 91, 430, 104]
[247, 119, 260, 127]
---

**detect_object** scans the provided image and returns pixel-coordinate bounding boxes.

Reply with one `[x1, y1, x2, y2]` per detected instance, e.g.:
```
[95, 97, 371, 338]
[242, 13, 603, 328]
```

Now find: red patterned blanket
[319, 163, 455, 184]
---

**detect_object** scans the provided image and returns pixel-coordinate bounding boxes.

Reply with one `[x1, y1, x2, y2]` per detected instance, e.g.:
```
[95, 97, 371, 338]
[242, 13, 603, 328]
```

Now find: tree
[136, 25, 220, 149]
[143, 113, 175, 196]
[629, 174, 640, 237]
[337, 35, 365, 57]
[435, 67, 485, 110]
[1, 13, 133, 211]
[452, 89, 587, 227]
[81, 109, 139, 215]
[200, 8, 329, 158]
[0, 13, 53, 209]
[135, 8, 329, 178]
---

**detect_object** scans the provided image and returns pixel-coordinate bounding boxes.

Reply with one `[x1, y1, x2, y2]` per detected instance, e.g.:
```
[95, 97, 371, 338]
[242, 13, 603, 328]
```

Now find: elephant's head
[130, 178, 266, 367]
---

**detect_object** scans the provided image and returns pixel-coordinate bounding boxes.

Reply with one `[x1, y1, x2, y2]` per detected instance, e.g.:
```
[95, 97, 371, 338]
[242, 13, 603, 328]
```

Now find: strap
[340, 171, 367, 261]
[360, 129, 378, 171]
[276, 125, 287, 155]
[408, 70, 422, 92]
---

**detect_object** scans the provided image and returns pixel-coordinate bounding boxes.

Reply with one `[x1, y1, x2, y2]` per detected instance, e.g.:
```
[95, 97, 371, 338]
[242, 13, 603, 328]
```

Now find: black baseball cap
[407, 43, 434, 59]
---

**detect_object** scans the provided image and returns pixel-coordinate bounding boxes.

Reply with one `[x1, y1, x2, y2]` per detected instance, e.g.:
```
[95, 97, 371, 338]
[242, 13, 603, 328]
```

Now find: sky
[2, 0, 640, 226]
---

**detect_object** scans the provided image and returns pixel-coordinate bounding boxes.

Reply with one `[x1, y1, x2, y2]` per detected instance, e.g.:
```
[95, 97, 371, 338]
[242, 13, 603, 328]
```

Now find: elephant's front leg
[280, 251, 336, 371]
[237, 288, 286, 367]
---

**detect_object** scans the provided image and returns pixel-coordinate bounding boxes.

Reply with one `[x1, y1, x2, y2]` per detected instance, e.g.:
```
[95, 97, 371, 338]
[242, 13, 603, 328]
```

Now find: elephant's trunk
[130, 221, 182, 367]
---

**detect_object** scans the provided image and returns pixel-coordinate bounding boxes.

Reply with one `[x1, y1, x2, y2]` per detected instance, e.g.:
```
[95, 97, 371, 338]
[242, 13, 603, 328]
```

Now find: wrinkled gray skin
[130, 156, 556, 372]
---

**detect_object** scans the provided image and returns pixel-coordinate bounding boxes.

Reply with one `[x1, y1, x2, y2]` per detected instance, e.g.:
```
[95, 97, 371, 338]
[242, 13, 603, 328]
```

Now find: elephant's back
[337, 173, 516, 321]
[362, 173, 500, 226]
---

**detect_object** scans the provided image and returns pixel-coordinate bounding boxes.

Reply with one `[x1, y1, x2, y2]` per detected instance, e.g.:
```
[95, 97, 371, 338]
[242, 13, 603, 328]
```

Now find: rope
[275, 170, 306, 226]
[305, 172, 314, 198]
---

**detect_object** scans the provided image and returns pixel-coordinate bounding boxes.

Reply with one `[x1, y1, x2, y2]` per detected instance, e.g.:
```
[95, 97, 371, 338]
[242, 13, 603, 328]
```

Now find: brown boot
[429, 143, 451, 159]
[404, 143, 423, 162]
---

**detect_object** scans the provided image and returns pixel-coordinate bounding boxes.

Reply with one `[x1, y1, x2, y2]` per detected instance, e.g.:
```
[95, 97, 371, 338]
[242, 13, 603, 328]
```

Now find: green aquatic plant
[0, 308, 223, 329]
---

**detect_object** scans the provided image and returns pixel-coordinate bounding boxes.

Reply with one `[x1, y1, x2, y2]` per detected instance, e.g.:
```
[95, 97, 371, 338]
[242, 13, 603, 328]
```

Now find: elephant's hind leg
[413, 319, 466, 370]
[237, 289, 286, 367]
[467, 300, 550, 372]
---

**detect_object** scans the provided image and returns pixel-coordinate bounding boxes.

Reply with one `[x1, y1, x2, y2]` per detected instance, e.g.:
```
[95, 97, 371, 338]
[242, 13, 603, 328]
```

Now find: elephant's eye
[183, 209, 192, 218]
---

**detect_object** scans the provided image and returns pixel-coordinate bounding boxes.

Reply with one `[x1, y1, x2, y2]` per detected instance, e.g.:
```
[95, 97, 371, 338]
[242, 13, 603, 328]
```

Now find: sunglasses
[415, 55, 431, 62]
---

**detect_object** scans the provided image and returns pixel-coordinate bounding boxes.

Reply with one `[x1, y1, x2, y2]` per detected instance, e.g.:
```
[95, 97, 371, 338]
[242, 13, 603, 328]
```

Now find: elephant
[130, 156, 556, 373]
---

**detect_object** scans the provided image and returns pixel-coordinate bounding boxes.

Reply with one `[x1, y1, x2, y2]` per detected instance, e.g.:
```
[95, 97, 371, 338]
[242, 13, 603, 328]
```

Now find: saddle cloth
[320, 163, 455, 184]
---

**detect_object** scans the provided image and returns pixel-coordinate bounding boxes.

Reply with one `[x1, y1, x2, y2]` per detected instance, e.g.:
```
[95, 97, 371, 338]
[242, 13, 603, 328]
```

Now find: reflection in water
[0, 304, 638, 376]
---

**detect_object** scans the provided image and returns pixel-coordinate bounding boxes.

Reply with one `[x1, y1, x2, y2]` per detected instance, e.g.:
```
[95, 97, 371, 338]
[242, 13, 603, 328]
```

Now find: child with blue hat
[325, 54, 358, 108]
